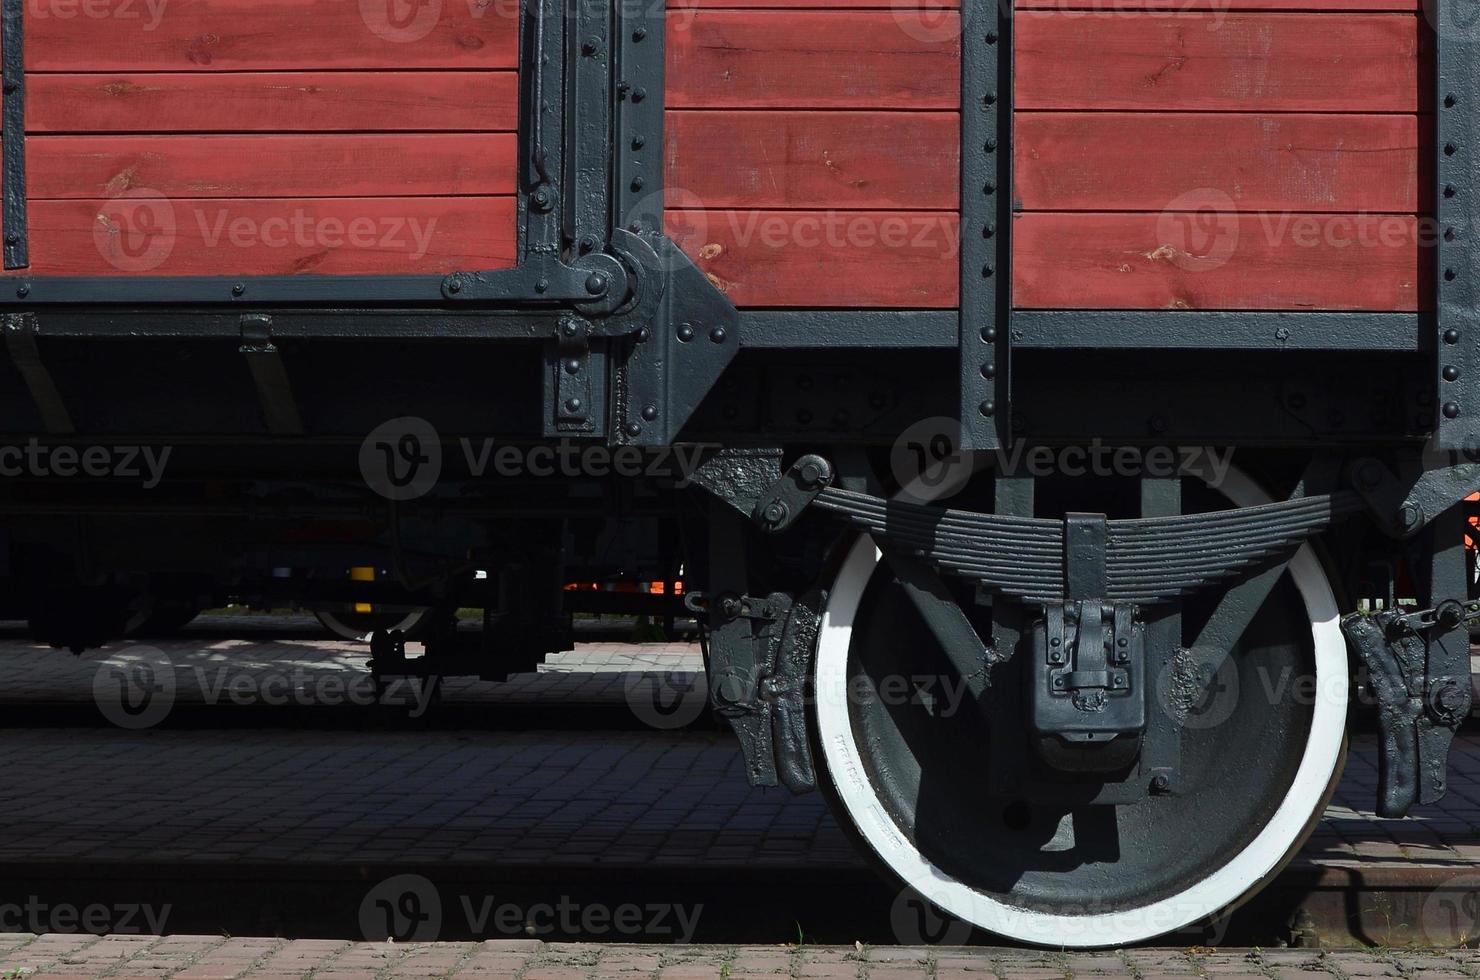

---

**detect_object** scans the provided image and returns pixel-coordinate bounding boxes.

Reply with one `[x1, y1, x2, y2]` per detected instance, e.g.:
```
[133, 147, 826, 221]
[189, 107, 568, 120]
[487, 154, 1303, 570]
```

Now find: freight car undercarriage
[0, 0, 1477, 949]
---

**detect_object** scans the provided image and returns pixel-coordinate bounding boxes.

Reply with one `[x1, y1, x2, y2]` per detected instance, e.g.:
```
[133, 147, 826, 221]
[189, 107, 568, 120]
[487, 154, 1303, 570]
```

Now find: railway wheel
[810, 465, 1347, 947]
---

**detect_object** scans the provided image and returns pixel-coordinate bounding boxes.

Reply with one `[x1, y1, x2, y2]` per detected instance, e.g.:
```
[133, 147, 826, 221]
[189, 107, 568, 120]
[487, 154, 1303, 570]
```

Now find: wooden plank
[1011, 212, 1427, 311]
[665, 209, 959, 307]
[1015, 12, 1424, 111]
[23, 134, 516, 199]
[37, 196, 515, 276]
[1015, 113, 1424, 213]
[666, 11, 960, 109]
[665, 111, 958, 209]
[25, 0, 518, 71]
[27, 72, 519, 133]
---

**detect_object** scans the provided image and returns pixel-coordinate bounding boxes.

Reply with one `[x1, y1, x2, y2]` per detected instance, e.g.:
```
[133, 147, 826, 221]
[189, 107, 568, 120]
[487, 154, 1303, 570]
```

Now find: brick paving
[1, 936, 1478, 979]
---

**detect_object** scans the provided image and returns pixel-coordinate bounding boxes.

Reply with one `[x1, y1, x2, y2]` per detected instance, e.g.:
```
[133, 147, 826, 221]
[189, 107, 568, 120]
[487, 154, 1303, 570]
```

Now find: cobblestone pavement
[2, 935, 1479, 979]
[0, 721, 1478, 869]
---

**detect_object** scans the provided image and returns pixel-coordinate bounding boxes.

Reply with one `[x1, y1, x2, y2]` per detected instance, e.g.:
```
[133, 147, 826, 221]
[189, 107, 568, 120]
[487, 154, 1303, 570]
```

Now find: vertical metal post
[2, 0, 26, 271]
[519, 0, 567, 257]
[1433, 0, 1480, 447]
[958, 0, 1011, 450]
[1139, 476, 1182, 791]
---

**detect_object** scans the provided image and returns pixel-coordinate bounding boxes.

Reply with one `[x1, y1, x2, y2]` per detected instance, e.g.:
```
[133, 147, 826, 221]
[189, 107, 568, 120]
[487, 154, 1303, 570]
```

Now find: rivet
[584, 273, 608, 294]
[709, 325, 727, 343]
[631, 87, 646, 102]
[980, 363, 995, 379]
[982, 264, 994, 278]
[1445, 328, 1460, 344]
[981, 326, 996, 342]
[447, 279, 461, 294]
[982, 91, 996, 106]
[625, 422, 642, 437]
[15, 284, 27, 298]
[564, 397, 583, 413]
[984, 137, 997, 152]
[631, 135, 646, 150]
[1447, 93, 1459, 108]
[984, 30, 997, 43]
[4, 235, 16, 246]
[983, 181, 995, 195]
[564, 358, 581, 374]
[1445, 365, 1460, 382]
[979, 400, 995, 417]
[677, 323, 695, 342]
[636, 326, 650, 342]
[631, 177, 644, 191]
[633, 26, 647, 40]
[1446, 227, 1458, 242]
[232, 283, 245, 296]
[535, 277, 549, 293]
[581, 37, 599, 56]
[629, 221, 643, 232]
[1446, 268, 1457, 281]
[1445, 402, 1462, 419]
[641, 404, 658, 421]
[1445, 184, 1458, 198]
[983, 225, 995, 239]
[1447, 143, 1458, 156]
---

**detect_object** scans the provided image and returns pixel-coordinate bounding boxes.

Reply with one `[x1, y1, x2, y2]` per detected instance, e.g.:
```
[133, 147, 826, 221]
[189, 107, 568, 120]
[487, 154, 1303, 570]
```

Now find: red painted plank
[665, 209, 959, 307]
[665, 111, 959, 209]
[1015, 13, 1424, 111]
[1015, 112, 1424, 213]
[666, 11, 960, 109]
[25, 0, 518, 71]
[24, 134, 516, 199]
[35, 196, 515, 276]
[27, 72, 519, 133]
[1011, 212, 1427, 311]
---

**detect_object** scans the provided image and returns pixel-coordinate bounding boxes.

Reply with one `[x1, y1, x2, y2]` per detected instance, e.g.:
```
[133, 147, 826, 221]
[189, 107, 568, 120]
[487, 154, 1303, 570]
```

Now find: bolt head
[624, 422, 641, 438]
[709, 326, 727, 343]
[564, 358, 581, 374]
[1445, 401, 1462, 419]
[641, 404, 658, 421]
[584, 273, 608, 295]
[564, 397, 583, 413]
[1445, 365, 1460, 382]
[677, 323, 695, 342]
[1150, 774, 1171, 794]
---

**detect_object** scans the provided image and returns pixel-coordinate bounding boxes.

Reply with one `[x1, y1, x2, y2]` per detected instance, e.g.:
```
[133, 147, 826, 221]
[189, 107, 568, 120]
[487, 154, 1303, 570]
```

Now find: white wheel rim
[814, 464, 1346, 948]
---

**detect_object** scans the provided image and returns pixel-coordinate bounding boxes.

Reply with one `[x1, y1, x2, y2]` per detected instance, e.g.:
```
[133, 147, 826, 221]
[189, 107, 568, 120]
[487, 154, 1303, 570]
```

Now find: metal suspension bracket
[1342, 600, 1473, 817]
[1350, 454, 1480, 539]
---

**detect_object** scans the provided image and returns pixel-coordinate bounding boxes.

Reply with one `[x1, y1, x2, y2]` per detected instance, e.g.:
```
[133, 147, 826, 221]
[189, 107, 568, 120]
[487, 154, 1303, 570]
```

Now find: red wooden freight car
[0, 0, 1473, 947]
